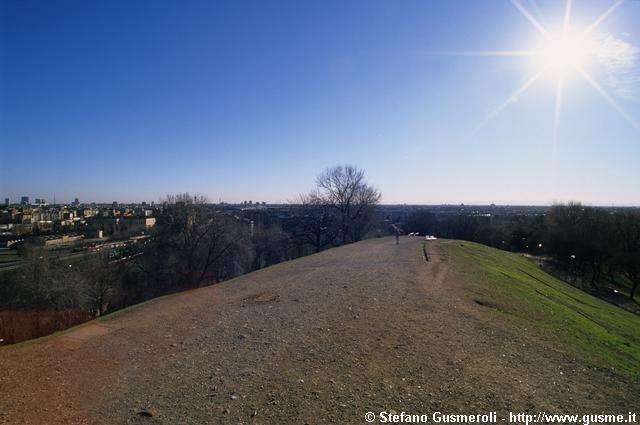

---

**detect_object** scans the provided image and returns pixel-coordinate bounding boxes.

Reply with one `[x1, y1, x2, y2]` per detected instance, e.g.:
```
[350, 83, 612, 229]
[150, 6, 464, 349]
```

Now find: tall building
[21, 196, 29, 205]
[74, 197, 80, 205]
[4, 198, 8, 206]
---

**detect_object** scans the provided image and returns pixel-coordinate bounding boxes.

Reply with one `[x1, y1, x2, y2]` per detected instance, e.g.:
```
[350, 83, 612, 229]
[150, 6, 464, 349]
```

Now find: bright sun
[462, 0, 638, 156]
[535, 30, 594, 78]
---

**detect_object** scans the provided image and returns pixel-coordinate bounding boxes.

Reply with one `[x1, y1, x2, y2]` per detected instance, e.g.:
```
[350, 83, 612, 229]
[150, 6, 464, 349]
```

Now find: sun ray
[463, 0, 635, 151]
[552, 78, 565, 160]
[563, 0, 572, 33]
[510, 0, 549, 37]
[579, 68, 640, 130]
[472, 69, 546, 135]
[526, 0, 547, 27]
[583, 0, 625, 35]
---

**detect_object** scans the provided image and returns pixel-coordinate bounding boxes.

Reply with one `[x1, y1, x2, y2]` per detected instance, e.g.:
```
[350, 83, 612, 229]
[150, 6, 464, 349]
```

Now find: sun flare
[463, 0, 638, 154]
[534, 30, 595, 78]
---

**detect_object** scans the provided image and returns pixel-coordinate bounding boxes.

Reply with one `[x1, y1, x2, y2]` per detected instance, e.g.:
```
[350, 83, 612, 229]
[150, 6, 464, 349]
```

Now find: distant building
[121, 216, 156, 232]
[4, 198, 8, 206]
[84, 229, 104, 239]
[21, 196, 29, 205]
[36, 234, 84, 247]
[81, 208, 96, 218]
[35, 198, 45, 205]
[74, 197, 80, 205]
[89, 217, 121, 234]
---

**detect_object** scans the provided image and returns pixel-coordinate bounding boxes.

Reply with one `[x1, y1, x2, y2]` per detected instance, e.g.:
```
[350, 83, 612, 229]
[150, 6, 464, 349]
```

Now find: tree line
[0, 165, 383, 319]
[403, 203, 640, 305]
[3, 165, 637, 337]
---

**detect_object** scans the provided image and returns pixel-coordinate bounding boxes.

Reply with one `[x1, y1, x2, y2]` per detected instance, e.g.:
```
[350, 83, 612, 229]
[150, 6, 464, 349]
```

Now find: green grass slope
[441, 240, 640, 378]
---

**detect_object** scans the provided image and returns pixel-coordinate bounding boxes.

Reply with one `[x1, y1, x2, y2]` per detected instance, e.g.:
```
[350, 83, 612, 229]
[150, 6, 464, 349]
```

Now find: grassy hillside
[440, 240, 640, 378]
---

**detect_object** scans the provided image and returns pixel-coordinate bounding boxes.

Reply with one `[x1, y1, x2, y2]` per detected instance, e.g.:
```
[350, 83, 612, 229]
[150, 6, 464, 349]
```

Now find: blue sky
[1, 0, 639, 205]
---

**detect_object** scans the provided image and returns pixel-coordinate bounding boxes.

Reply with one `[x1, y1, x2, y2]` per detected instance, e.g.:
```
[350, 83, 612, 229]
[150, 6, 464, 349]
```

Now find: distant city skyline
[2, 0, 640, 205]
[3, 192, 638, 208]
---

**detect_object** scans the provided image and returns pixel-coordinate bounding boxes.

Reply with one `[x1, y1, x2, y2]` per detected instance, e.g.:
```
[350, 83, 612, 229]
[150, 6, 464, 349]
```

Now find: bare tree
[291, 192, 340, 253]
[614, 210, 640, 305]
[145, 193, 248, 289]
[251, 223, 292, 268]
[545, 203, 586, 282]
[1, 246, 85, 310]
[314, 165, 381, 244]
[79, 254, 121, 317]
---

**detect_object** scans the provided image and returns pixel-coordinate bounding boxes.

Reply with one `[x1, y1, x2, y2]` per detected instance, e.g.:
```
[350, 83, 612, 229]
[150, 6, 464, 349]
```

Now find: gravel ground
[1, 237, 638, 425]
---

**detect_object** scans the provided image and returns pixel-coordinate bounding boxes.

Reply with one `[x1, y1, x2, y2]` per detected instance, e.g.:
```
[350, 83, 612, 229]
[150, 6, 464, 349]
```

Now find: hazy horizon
[4, 193, 640, 208]
[2, 0, 639, 205]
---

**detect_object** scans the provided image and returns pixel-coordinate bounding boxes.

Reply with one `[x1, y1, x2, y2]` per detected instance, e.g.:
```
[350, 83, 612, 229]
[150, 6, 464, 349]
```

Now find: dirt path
[1, 238, 638, 424]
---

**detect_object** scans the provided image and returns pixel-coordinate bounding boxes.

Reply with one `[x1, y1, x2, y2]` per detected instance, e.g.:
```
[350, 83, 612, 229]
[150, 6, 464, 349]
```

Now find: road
[0, 238, 638, 424]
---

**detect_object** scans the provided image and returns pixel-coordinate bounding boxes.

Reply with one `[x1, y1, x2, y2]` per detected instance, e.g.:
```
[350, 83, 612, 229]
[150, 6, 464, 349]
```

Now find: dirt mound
[1, 238, 638, 424]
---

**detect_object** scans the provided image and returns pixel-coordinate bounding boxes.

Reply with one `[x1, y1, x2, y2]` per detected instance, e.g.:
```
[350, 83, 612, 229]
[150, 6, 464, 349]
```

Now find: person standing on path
[391, 224, 401, 245]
